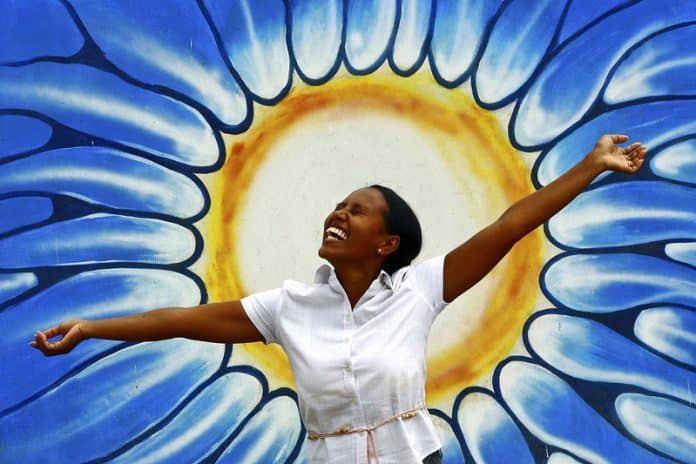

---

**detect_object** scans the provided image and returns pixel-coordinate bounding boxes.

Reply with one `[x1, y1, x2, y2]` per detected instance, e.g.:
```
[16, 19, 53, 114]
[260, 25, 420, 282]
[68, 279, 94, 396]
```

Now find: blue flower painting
[1, 1, 694, 462]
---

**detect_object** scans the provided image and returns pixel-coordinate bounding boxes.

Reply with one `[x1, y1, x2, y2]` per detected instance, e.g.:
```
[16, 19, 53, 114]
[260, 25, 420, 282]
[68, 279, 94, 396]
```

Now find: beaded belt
[307, 404, 426, 464]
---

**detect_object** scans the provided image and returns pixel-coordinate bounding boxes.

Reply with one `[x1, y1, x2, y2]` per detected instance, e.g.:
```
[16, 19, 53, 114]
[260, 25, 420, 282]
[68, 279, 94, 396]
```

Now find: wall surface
[1, 1, 695, 463]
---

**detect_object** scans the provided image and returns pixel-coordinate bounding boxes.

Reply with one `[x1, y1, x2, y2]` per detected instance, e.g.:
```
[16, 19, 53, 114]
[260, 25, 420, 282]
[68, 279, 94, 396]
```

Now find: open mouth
[325, 226, 348, 241]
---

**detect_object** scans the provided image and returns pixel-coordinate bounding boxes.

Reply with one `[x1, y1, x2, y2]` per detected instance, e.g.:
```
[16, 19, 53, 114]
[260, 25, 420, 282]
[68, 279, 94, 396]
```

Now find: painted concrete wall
[1, 1, 694, 462]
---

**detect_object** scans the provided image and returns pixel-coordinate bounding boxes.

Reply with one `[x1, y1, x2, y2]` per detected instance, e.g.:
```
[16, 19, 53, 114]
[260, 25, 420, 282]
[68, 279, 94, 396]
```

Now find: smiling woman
[203, 72, 544, 402]
[2, 0, 695, 463]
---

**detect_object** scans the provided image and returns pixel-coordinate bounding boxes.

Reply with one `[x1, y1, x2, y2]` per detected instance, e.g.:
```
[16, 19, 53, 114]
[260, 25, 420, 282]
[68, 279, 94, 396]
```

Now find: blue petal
[616, 393, 696, 463]
[0, 62, 220, 168]
[546, 452, 583, 464]
[535, 100, 696, 186]
[430, 0, 502, 85]
[0, 338, 223, 464]
[0, 115, 52, 160]
[604, 25, 696, 104]
[0, 0, 83, 63]
[665, 242, 696, 267]
[456, 391, 534, 464]
[634, 306, 696, 367]
[216, 395, 302, 463]
[474, 0, 566, 106]
[0, 214, 196, 268]
[203, 0, 291, 102]
[0, 197, 53, 235]
[289, 0, 343, 83]
[0, 268, 200, 411]
[391, 0, 432, 74]
[557, 0, 630, 44]
[548, 181, 696, 248]
[70, 0, 248, 129]
[513, 0, 696, 148]
[344, 0, 398, 74]
[527, 314, 695, 403]
[0, 147, 205, 219]
[651, 139, 696, 185]
[543, 253, 696, 312]
[0, 271, 37, 304]
[498, 360, 670, 463]
[111, 372, 263, 463]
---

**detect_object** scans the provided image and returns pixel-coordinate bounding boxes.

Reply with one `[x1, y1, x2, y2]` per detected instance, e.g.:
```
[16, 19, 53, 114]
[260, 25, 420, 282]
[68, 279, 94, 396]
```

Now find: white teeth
[326, 226, 347, 240]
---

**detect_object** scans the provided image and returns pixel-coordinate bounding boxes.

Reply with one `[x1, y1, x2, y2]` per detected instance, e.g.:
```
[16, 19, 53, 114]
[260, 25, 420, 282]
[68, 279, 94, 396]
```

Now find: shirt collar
[314, 265, 394, 291]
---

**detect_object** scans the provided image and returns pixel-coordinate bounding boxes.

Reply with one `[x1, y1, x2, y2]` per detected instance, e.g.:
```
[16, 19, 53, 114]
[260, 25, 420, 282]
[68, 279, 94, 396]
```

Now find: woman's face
[318, 188, 394, 265]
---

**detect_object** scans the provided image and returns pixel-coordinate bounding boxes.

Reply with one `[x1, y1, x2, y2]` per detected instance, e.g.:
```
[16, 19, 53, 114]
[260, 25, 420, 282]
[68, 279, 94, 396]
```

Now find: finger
[608, 134, 629, 144]
[41, 325, 64, 339]
[623, 142, 641, 155]
[37, 331, 61, 355]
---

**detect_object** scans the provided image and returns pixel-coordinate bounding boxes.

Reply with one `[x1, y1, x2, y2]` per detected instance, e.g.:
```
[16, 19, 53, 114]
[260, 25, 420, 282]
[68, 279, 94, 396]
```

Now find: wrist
[584, 150, 610, 175]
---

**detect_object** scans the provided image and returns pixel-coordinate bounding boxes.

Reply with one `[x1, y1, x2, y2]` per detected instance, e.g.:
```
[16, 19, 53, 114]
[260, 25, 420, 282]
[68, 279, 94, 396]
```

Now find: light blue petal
[0, 268, 200, 411]
[0, 0, 83, 63]
[0, 271, 37, 304]
[217, 395, 302, 464]
[527, 314, 695, 403]
[474, 0, 566, 106]
[430, 413, 466, 464]
[0, 62, 220, 168]
[456, 391, 534, 464]
[430, 0, 501, 85]
[548, 181, 696, 248]
[513, 0, 695, 148]
[557, 0, 630, 44]
[634, 306, 696, 367]
[69, 0, 248, 129]
[203, 0, 291, 101]
[498, 360, 670, 464]
[391, 0, 432, 74]
[0, 197, 53, 235]
[0, 214, 196, 268]
[665, 242, 696, 267]
[344, 0, 398, 74]
[616, 393, 696, 463]
[0, 338, 223, 464]
[0, 115, 52, 160]
[604, 25, 696, 104]
[111, 372, 263, 463]
[535, 100, 696, 186]
[651, 139, 696, 185]
[543, 253, 696, 312]
[289, 0, 343, 83]
[547, 452, 583, 464]
[0, 147, 205, 219]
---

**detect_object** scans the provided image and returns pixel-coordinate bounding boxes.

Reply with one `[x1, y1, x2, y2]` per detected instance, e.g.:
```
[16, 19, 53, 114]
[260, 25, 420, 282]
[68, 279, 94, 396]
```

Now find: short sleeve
[240, 288, 283, 345]
[403, 255, 447, 314]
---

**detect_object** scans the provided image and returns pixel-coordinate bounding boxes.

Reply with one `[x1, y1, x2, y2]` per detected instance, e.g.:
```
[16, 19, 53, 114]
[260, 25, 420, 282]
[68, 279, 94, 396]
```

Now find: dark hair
[370, 185, 423, 274]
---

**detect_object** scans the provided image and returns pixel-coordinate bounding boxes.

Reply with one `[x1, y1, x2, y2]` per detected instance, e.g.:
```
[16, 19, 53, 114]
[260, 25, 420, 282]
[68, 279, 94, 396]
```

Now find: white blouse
[241, 256, 447, 463]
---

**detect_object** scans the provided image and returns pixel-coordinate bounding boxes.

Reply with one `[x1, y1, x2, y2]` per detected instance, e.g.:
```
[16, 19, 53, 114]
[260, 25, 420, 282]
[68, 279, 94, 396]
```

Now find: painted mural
[1, 0, 695, 463]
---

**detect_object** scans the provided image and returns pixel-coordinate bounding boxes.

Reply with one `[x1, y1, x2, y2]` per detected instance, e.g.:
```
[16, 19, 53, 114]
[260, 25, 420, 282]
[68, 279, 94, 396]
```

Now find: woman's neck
[334, 264, 382, 309]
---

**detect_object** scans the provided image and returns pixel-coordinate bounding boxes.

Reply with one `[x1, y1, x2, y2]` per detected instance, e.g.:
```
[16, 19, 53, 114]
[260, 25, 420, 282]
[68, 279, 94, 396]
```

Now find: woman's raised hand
[30, 320, 86, 356]
[590, 134, 647, 174]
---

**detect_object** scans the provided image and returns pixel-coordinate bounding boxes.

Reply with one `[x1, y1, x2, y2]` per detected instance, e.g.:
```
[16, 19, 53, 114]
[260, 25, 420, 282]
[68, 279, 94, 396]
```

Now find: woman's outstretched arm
[442, 134, 647, 302]
[30, 301, 264, 356]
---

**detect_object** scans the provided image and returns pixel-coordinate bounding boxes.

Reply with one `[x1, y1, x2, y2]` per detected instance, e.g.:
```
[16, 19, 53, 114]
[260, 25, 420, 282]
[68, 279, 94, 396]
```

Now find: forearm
[80, 307, 191, 342]
[498, 151, 605, 239]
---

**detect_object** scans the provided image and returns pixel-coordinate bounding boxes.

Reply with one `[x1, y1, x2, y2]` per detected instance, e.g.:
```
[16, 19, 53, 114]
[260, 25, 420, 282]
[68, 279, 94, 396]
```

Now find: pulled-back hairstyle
[370, 185, 422, 274]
